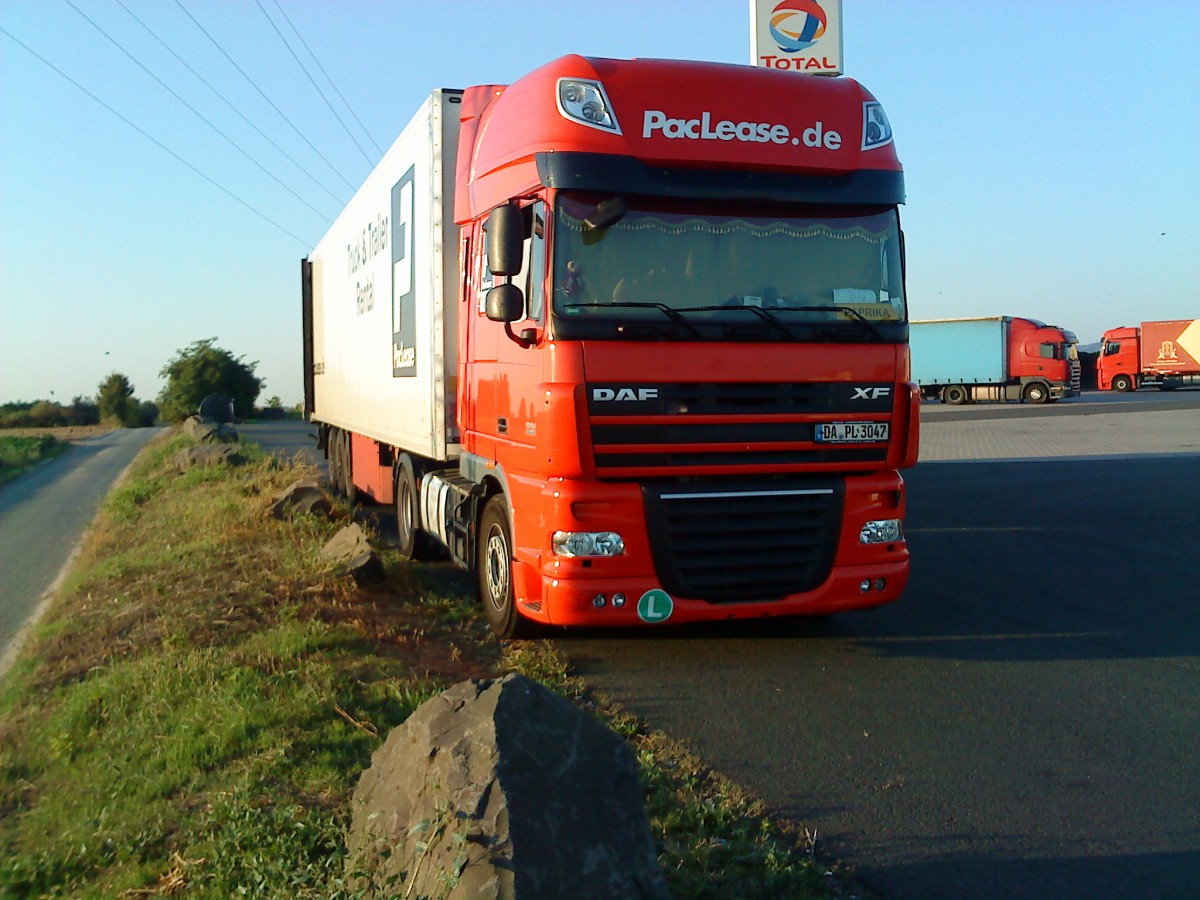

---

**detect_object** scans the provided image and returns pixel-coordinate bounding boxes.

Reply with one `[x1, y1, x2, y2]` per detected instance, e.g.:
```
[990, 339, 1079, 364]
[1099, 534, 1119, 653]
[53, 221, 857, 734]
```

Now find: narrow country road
[0, 428, 162, 671]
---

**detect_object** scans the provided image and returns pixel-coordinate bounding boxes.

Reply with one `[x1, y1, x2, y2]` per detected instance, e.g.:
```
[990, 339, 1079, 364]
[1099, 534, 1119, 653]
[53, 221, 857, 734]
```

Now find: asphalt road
[556, 393, 1200, 899]
[0, 427, 162, 673]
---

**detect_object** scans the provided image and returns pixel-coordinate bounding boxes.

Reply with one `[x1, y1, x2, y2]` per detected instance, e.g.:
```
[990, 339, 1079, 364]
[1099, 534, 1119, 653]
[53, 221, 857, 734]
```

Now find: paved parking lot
[918, 399, 1200, 462]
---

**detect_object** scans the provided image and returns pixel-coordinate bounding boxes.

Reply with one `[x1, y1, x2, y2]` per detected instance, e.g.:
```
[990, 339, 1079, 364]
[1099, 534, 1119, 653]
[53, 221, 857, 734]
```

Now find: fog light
[860, 519, 903, 544]
[612, 593, 627, 608]
[859, 579, 872, 593]
[592, 594, 607, 608]
[874, 578, 886, 591]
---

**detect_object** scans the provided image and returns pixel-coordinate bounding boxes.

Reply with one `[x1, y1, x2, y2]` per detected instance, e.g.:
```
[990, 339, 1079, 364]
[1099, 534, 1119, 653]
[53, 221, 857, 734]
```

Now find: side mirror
[486, 204, 524, 276]
[485, 283, 525, 323]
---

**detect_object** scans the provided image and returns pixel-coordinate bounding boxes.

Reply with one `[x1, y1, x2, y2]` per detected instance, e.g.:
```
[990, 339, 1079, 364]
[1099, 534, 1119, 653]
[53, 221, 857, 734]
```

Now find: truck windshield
[550, 195, 906, 342]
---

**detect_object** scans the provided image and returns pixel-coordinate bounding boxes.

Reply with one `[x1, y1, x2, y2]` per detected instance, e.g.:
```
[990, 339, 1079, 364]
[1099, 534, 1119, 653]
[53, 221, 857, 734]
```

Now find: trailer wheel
[1112, 374, 1134, 393]
[328, 428, 352, 499]
[1023, 382, 1050, 404]
[330, 429, 356, 500]
[326, 428, 341, 493]
[478, 495, 536, 639]
[395, 456, 434, 561]
[944, 385, 968, 405]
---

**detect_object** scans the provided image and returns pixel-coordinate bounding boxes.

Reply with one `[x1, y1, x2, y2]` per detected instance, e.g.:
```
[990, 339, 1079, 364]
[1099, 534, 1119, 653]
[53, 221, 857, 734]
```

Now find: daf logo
[593, 387, 659, 402]
[851, 387, 891, 400]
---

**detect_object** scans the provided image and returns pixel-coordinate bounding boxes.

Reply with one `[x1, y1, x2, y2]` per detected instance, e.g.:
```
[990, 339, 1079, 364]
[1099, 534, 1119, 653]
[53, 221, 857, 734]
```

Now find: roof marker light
[556, 78, 622, 135]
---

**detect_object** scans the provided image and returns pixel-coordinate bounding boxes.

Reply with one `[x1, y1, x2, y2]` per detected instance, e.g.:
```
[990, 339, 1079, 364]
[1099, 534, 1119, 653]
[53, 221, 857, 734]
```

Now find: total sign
[750, 0, 843, 76]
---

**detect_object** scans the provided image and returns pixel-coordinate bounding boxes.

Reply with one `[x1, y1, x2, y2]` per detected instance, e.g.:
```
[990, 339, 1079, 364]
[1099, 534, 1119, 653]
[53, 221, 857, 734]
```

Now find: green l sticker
[637, 589, 674, 623]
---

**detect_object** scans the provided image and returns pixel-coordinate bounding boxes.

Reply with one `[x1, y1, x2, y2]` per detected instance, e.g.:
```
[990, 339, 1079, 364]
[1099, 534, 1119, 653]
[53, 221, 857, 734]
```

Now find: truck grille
[642, 479, 843, 602]
[588, 381, 891, 477]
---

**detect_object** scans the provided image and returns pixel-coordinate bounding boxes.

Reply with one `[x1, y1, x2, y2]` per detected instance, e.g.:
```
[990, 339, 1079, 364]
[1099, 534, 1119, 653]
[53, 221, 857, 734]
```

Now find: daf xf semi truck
[302, 55, 919, 636]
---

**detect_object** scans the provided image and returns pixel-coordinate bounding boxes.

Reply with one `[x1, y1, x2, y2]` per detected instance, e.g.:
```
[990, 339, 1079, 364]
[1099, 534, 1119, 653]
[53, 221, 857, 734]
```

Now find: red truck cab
[1097, 326, 1141, 392]
[453, 57, 916, 633]
[1007, 317, 1080, 402]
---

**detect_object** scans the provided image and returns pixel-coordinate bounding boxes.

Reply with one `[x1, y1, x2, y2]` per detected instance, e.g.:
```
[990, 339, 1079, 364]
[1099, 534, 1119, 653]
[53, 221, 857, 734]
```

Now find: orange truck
[301, 55, 919, 636]
[1096, 320, 1200, 391]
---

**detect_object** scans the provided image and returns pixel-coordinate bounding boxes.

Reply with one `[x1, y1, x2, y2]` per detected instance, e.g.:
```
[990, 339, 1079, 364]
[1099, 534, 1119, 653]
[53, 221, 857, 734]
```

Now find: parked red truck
[302, 55, 919, 636]
[910, 316, 1080, 404]
[1096, 320, 1200, 391]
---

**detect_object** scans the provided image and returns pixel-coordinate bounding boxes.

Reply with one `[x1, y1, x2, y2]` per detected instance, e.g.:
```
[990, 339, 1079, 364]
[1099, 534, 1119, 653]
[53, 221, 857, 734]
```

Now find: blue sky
[2, 1, 1198, 406]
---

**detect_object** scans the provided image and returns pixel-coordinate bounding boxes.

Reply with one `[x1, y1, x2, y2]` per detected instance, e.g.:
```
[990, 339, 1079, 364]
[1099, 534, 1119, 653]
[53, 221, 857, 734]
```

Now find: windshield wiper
[793, 305, 885, 341]
[561, 301, 703, 338]
[673, 304, 794, 340]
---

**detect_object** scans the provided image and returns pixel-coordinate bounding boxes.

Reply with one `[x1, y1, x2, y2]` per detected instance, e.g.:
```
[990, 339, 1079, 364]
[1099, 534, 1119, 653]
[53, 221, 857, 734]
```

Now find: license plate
[816, 421, 890, 443]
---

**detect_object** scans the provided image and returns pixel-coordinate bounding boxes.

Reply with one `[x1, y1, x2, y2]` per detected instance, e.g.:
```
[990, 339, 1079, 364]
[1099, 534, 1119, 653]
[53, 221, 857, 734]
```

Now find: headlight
[859, 519, 903, 544]
[556, 78, 622, 134]
[552, 531, 625, 557]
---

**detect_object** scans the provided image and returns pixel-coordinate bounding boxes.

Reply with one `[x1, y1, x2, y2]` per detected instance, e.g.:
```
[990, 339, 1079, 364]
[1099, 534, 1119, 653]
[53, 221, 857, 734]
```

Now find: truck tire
[943, 385, 968, 405]
[328, 428, 349, 498]
[478, 494, 536, 639]
[1112, 374, 1134, 392]
[326, 427, 341, 493]
[1023, 382, 1050, 404]
[330, 429, 356, 500]
[395, 456, 434, 561]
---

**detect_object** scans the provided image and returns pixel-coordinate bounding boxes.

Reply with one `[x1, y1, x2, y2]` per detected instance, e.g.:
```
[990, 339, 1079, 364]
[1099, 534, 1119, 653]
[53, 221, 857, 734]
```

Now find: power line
[0, 25, 309, 247]
[253, 0, 374, 166]
[61, 0, 332, 224]
[113, 0, 348, 208]
[270, 0, 383, 157]
[172, 0, 358, 193]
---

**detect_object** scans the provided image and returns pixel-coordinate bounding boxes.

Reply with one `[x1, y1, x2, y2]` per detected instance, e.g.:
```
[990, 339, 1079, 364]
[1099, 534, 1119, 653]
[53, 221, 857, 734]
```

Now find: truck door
[463, 203, 547, 464]
[462, 221, 498, 460]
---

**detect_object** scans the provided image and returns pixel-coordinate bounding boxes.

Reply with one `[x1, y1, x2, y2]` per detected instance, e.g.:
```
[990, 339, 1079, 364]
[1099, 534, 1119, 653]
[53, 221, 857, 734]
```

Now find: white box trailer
[304, 90, 462, 462]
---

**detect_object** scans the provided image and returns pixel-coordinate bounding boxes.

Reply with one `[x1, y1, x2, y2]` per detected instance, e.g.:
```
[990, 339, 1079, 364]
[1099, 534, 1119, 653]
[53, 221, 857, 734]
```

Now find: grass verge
[0, 432, 861, 898]
[0, 435, 69, 486]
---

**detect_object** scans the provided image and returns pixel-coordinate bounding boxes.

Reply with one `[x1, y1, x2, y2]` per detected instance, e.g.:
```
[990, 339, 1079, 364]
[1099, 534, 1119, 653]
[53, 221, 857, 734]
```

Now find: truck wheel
[944, 385, 968, 405]
[478, 495, 536, 639]
[1112, 374, 1134, 392]
[395, 457, 434, 561]
[1023, 382, 1050, 404]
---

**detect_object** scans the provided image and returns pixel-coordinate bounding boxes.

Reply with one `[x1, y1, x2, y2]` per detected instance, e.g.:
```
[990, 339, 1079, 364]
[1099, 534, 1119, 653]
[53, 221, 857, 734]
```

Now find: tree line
[1, 339, 283, 429]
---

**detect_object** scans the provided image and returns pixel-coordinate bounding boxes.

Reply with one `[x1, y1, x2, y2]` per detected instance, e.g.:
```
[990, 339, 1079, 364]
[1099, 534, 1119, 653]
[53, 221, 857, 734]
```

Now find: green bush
[157, 339, 263, 423]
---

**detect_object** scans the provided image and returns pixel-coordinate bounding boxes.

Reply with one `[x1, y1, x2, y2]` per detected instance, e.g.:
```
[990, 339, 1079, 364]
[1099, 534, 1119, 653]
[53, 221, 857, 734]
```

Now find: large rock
[172, 444, 242, 471]
[319, 522, 385, 585]
[182, 414, 239, 443]
[268, 479, 332, 520]
[347, 674, 668, 899]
